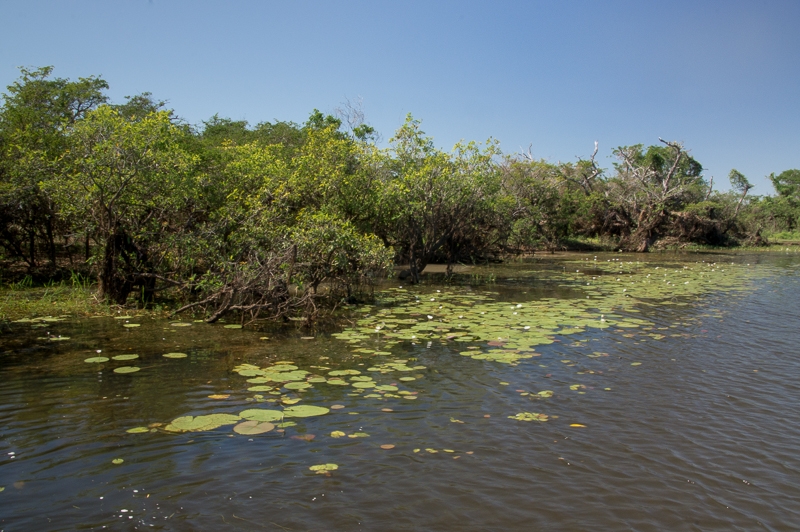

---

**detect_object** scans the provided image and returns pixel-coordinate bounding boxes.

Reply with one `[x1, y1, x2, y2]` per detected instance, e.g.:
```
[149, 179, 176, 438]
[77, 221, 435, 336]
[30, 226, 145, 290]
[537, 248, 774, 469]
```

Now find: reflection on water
[1, 252, 800, 530]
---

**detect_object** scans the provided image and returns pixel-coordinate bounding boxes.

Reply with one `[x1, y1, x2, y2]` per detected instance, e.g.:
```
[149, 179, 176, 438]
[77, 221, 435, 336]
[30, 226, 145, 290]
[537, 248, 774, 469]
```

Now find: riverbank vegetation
[2, 67, 799, 322]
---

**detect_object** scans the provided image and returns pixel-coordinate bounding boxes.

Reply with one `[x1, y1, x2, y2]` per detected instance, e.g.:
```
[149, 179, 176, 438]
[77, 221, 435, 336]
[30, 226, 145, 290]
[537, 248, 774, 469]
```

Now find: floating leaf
[223, 324, 242, 329]
[330, 404, 345, 409]
[570, 424, 587, 428]
[537, 390, 554, 398]
[284, 382, 311, 390]
[380, 444, 396, 450]
[508, 412, 549, 422]
[114, 316, 133, 320]
[112, 354, 139, 361]
[170, 322, 192, 327]
[239, 409, 284, 422]
[122, 324, 140, 328]
[208, 394, 230, 399]
[247, 386, 273, 392]
[111, 458, 124, 464]
[348, 432, 370, 438]
[113, 366, 140, 374]
[164, 413, 241, 432]
[283, 405, 330, 418]
[631, 362, 642, 366]
[163, 352, 188, 359]
[233, 421, 275, 435]
[84, 357, 109, 363]
[309, 463, 338, 473]
[126, 427, 149, 434]
[330, 430, 346, 438]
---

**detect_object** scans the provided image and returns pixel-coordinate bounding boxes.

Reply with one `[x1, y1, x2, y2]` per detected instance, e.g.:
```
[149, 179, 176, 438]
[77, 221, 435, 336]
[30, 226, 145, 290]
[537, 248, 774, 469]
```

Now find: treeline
[1, 67, 798, 322]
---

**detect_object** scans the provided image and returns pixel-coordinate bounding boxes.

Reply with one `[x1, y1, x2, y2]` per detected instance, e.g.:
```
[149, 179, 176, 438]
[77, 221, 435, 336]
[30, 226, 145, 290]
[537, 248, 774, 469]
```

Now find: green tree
[770, 169, 800, 200]
[0, 66, 108, 269]
[53, 105, 196, 303]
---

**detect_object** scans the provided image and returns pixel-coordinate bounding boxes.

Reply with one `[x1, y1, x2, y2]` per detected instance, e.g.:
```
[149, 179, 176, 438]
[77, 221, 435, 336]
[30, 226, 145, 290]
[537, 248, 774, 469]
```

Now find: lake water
[1, 252, 799, 531]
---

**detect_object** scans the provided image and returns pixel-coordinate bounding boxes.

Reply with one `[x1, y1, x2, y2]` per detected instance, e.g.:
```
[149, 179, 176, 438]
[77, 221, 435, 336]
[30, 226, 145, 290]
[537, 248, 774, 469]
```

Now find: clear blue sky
[2, 0, 798, 193]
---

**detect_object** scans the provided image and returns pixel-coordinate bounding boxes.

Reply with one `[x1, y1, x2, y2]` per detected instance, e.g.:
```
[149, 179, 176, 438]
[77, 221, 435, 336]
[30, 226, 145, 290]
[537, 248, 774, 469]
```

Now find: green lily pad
[239, 408, 284, 422]
[284, 382, 312, 390]
[223, 324, 242, 329]
[233, 420, 275, 435]
[309, 463, 338, 473]
[163, 352, 188, 359]
[537, 390, 554, 398]
[352, 381, 376, 389]
[113, 366, 140, 374]
[114, 316, 133, 320]
[112, 354, 139, 361]
[170, 322, 192, 327]
[509, 412, 549, 422]
[111, 458, 124, 464]
[283, 405, 330, 418]
[247, 385, 274, 392]
[164, 413, 241, 432]
[123, 323, 140, 328]
[126, 427, 150, 434]
[84, 356, 109, 363]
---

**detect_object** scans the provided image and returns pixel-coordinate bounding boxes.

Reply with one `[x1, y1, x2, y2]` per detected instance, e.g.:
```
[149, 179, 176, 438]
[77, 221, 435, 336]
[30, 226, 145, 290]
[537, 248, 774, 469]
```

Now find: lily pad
[84, 356, 109, 363]
[508, 412, 549, 422]
[239, 409, 284, 422]
[113, 366, 140, 374]
[163, 352, 188, 359]
[164, 413, 241, 432]
[112, 354, 139, 361]
[223, 324, 242, 329]
[126, 427, 150, 434]
[111, 458, 124, 464]
[309, 463, 338, 473]
[233, 421, 275, 435]
[170, 322, 192, 327]
[122, 323, 140, 328]
[284, 382, 312, 390]
[283, 405, 330, 418]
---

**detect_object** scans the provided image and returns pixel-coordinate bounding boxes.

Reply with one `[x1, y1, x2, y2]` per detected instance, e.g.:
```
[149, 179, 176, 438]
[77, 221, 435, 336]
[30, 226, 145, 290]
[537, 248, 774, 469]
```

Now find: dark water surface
[1, 252, 799, 531]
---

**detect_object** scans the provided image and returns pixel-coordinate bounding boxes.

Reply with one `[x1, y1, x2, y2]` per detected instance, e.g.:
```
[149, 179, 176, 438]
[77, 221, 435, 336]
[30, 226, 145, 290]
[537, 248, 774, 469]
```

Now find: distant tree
[770, 169, 800, 200]
[728, 169, 753, 218]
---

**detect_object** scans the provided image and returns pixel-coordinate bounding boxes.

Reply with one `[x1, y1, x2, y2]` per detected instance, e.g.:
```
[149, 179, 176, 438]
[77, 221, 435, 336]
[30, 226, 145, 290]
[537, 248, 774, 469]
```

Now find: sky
[1, 0, 798, 193]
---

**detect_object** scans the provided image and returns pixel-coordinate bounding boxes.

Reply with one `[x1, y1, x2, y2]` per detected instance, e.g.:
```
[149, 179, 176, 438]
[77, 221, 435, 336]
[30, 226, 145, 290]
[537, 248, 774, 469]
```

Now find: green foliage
[770, 169, 800, 199]
[3, 65, 796, 321]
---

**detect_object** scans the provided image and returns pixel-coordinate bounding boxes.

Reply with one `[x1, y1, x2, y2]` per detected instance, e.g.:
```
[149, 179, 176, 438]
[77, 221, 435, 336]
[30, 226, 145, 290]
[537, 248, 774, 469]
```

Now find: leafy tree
[53, 105, 196, 303]
[770, 169, 800, 200]
[728, 169, 753, 218]
[0, 66, 108, 268]
[370, 115, 503, 282]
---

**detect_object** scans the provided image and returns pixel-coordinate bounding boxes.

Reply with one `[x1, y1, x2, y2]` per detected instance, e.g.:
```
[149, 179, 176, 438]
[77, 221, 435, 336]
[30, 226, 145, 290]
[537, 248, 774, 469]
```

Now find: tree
[728, 169, 753, 218]
[770, 169, 800, 200]
[0, 66, 108, 269]
[53, 105, 196, 303]
[607, 140, 708, 250]
[371, 115, 503, 282]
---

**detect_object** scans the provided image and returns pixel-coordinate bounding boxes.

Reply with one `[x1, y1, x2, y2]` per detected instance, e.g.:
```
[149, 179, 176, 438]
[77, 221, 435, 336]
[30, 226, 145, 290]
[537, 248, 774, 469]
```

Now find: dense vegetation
[1, 67, 798, 322]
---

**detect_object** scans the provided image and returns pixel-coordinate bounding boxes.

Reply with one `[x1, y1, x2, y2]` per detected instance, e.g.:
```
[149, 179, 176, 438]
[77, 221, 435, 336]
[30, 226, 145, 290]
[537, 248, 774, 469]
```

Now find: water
[1, 252, 799, 531]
